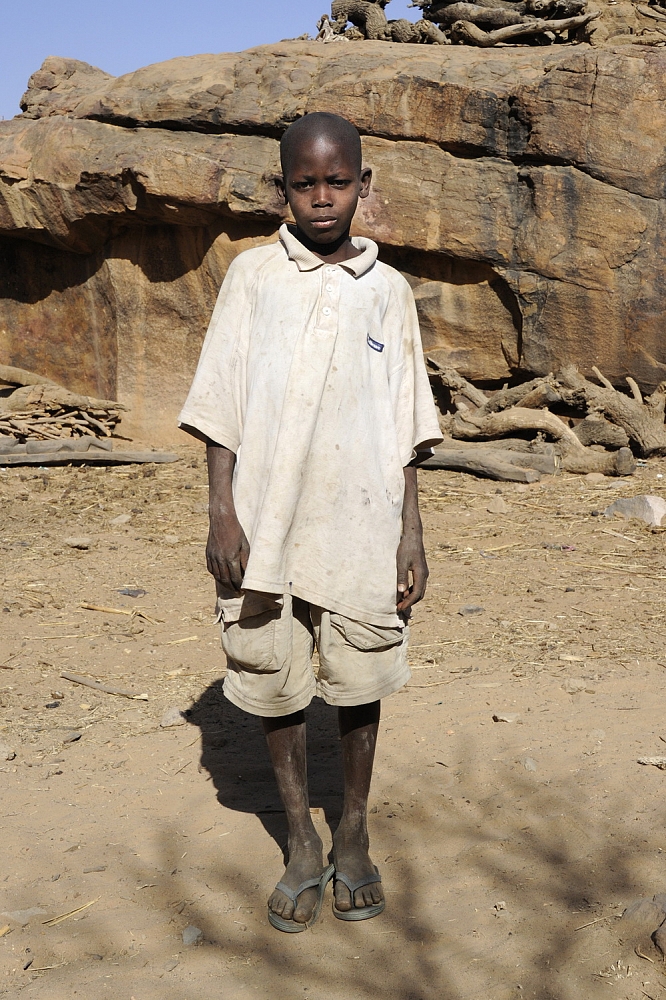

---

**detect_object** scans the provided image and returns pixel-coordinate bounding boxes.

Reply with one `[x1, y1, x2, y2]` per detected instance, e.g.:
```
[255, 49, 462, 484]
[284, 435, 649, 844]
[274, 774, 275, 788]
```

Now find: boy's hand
[396, 530, 429, 616]
[205, 440, 250, 593]
[397, 463, 428, 616]
[206, 514, 250, 593]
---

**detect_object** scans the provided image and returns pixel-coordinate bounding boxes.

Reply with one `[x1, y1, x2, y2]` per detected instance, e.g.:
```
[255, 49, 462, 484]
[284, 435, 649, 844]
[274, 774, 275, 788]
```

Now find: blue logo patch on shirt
[367, 334, 384, 353]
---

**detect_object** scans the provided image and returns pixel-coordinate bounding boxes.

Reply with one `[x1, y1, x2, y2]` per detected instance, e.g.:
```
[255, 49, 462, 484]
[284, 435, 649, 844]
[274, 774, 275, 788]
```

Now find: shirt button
[325, 283, 333, 292]
[322, 306, 331, 316]
[326, 266, 335, 273]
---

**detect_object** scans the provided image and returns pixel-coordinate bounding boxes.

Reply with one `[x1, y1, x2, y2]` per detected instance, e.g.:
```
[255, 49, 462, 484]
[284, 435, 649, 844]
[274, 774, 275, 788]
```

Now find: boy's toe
[334, 881, 353, 912]
[357, 885, 381, 907]
[293, 888, 318, 923]
[268, 889, 294, 920]
[370, 883, 384, 904]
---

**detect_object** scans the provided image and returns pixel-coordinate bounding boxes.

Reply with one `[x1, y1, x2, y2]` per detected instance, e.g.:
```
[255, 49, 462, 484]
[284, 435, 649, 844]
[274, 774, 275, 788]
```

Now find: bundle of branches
[0, 365, 126, 443]
[316, 0, 599, 46]
[425, 359, 666, 482]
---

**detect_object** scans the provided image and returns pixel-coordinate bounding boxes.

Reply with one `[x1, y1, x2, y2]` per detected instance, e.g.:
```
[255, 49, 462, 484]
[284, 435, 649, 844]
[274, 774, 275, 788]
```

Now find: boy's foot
[332, 831, 384, 912]
[268, 833, 325, 924]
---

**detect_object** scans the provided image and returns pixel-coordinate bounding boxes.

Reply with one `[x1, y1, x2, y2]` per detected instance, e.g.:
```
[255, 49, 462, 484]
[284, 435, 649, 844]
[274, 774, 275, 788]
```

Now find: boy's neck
[293, 226, 361, 265]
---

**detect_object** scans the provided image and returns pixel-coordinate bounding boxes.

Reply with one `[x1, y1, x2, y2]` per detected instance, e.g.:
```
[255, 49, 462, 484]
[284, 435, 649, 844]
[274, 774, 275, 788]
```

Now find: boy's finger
[413, 571, 426, 599]
[397, 585, 414, 609]
[396, 567, 410, 595]
[228, 556, 244, 593]
[210, 558, 228, 587]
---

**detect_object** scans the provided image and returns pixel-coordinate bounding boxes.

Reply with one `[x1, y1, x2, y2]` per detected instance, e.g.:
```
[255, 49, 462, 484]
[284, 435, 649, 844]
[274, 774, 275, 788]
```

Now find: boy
[178, 113, 442, 932]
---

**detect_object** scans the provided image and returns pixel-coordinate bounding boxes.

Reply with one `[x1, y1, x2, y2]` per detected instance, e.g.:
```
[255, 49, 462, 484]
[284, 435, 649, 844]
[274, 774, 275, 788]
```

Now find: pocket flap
[215, 589, 283, 625]
[330, 614, 406, 652]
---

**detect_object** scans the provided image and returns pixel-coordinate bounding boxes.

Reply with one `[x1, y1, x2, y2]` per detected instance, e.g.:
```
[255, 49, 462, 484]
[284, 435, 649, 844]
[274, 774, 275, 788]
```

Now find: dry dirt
[2, 447, 666, 1000]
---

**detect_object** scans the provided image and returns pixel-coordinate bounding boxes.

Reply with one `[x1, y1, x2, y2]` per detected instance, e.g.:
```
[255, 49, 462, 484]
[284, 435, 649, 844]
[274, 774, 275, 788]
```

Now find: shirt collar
[279, 223, 378, 278]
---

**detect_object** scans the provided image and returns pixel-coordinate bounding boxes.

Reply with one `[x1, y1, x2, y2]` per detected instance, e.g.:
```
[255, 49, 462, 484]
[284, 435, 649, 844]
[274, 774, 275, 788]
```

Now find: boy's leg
[333, 701, 384, 911]
[263, 711, 324, 923]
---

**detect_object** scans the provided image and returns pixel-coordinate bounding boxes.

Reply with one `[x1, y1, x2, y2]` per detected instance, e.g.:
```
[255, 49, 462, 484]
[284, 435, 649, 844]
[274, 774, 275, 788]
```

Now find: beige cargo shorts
[216, 591, 411, 717]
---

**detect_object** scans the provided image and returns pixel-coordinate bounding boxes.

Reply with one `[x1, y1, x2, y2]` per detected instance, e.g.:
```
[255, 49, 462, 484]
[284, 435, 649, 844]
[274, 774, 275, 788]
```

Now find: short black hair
[280, 112, 362, 178]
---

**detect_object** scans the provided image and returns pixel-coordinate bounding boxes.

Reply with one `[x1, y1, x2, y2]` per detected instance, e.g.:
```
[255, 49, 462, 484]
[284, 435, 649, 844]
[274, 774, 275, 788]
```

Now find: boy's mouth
[310, 217, 337, 229]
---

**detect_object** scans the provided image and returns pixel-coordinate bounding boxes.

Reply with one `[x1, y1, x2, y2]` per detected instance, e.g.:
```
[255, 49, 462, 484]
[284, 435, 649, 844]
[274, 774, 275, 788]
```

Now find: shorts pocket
[330, 614, 406, 652]
[217, 592, 291, 674]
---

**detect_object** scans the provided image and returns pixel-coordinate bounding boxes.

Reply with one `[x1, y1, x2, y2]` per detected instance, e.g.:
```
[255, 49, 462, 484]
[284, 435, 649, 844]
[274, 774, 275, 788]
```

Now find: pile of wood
[424, 360, 666, 482]
[0, 365, 179, 466]
[315, 0, 599, 48]
[0, 365, 124, 443]
[410, 0, 599, 46]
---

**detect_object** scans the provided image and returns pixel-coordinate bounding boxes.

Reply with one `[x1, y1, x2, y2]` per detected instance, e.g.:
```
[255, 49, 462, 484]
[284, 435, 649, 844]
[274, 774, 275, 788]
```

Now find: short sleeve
[391, 278, 443, 466]
[177, 254, 253, 452]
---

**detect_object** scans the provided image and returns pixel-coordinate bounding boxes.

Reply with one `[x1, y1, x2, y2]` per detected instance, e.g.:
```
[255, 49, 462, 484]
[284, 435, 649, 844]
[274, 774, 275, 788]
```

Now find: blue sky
[0, 0, 416, 121]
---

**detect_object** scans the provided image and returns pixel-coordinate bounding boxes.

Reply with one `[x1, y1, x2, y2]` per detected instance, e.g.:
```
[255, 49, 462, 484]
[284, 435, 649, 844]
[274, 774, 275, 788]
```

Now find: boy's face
[277, 137, 371, 246]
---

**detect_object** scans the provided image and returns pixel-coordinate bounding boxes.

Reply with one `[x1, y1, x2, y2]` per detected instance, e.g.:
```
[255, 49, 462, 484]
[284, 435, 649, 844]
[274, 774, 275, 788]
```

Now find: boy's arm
[396, 463, 429, 616]
[206, 441, 250, 593]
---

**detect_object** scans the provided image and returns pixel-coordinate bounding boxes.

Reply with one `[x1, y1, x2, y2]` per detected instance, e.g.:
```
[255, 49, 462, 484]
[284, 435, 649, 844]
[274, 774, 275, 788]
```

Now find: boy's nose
[312, 183, 333, 206]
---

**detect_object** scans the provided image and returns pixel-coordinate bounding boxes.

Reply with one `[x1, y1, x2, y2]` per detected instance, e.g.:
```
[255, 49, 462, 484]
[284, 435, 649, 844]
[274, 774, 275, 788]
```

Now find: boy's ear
[359, 166, 372, 200]
[274, 174, 287, 205]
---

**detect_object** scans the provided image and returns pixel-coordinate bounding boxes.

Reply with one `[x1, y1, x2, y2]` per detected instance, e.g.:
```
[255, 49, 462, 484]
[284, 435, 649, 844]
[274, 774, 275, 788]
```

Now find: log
[0, 383, 126, 415]
[418, 0, 528, 13]
[557, 365, 666, 457]
[480, 377, 561, 414]
[439, 435, 557, 455]
[451, 403, 635, 474]
[426, 358, 489, 408]
[0, 364, 57, 388]
[637, 3, 666, 18]
[452, 404, 585, 451]
[24, 437, 113, 454]
[0, 437, 21, 454]
[450, 9, 598, 43]
[560, 446, 635, 477]
[421, 447, 542, 481]
[436, 2, 526, 24]
[573, 415, 630, 449]
[436, 436, 557, 469]
[0, 450, 179, 466]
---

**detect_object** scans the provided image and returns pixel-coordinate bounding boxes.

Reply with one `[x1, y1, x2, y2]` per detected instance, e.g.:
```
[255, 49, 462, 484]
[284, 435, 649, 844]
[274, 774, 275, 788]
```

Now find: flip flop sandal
[268, 863, 335, 933]
[333, 867, 385, 921]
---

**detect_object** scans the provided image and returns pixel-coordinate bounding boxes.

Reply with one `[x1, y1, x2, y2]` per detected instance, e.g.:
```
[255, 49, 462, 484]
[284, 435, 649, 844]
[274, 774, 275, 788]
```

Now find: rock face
[1, 43, 666, 441]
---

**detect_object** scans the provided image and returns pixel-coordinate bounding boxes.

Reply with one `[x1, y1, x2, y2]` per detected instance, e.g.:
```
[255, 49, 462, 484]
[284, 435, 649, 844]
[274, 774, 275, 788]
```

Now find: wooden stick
[61, 671, 148, 700]
[408, 678, 460, 688]
[592, 366, 615, 391]
[78, 603, 163, 624]
[626, 377, 643, 404]
[42, 898, 100, 927]
[574, 916, 605, 930]
[79, 603, 131, 616]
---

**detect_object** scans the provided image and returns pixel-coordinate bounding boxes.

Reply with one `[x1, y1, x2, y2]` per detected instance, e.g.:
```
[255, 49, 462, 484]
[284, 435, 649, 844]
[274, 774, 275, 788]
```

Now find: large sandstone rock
[1, 41, 666, 442]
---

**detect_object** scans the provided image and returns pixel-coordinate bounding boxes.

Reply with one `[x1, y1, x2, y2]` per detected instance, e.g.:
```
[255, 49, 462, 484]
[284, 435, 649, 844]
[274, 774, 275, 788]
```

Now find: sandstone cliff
[1, 42, 665, 441]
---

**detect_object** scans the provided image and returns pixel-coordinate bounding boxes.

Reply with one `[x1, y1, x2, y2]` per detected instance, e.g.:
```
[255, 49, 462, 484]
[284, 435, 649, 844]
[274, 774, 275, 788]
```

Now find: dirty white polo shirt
[178, 224, 442, 627]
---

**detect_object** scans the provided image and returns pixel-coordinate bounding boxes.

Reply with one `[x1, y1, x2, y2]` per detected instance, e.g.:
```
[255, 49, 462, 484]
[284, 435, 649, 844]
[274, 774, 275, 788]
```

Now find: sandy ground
[1, 448, 666, 1000]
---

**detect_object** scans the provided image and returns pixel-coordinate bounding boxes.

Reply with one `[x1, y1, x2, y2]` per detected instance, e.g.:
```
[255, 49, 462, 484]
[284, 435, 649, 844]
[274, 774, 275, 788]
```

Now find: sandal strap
[274, 876, 323, 903]
[335, 869, 382, 895]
